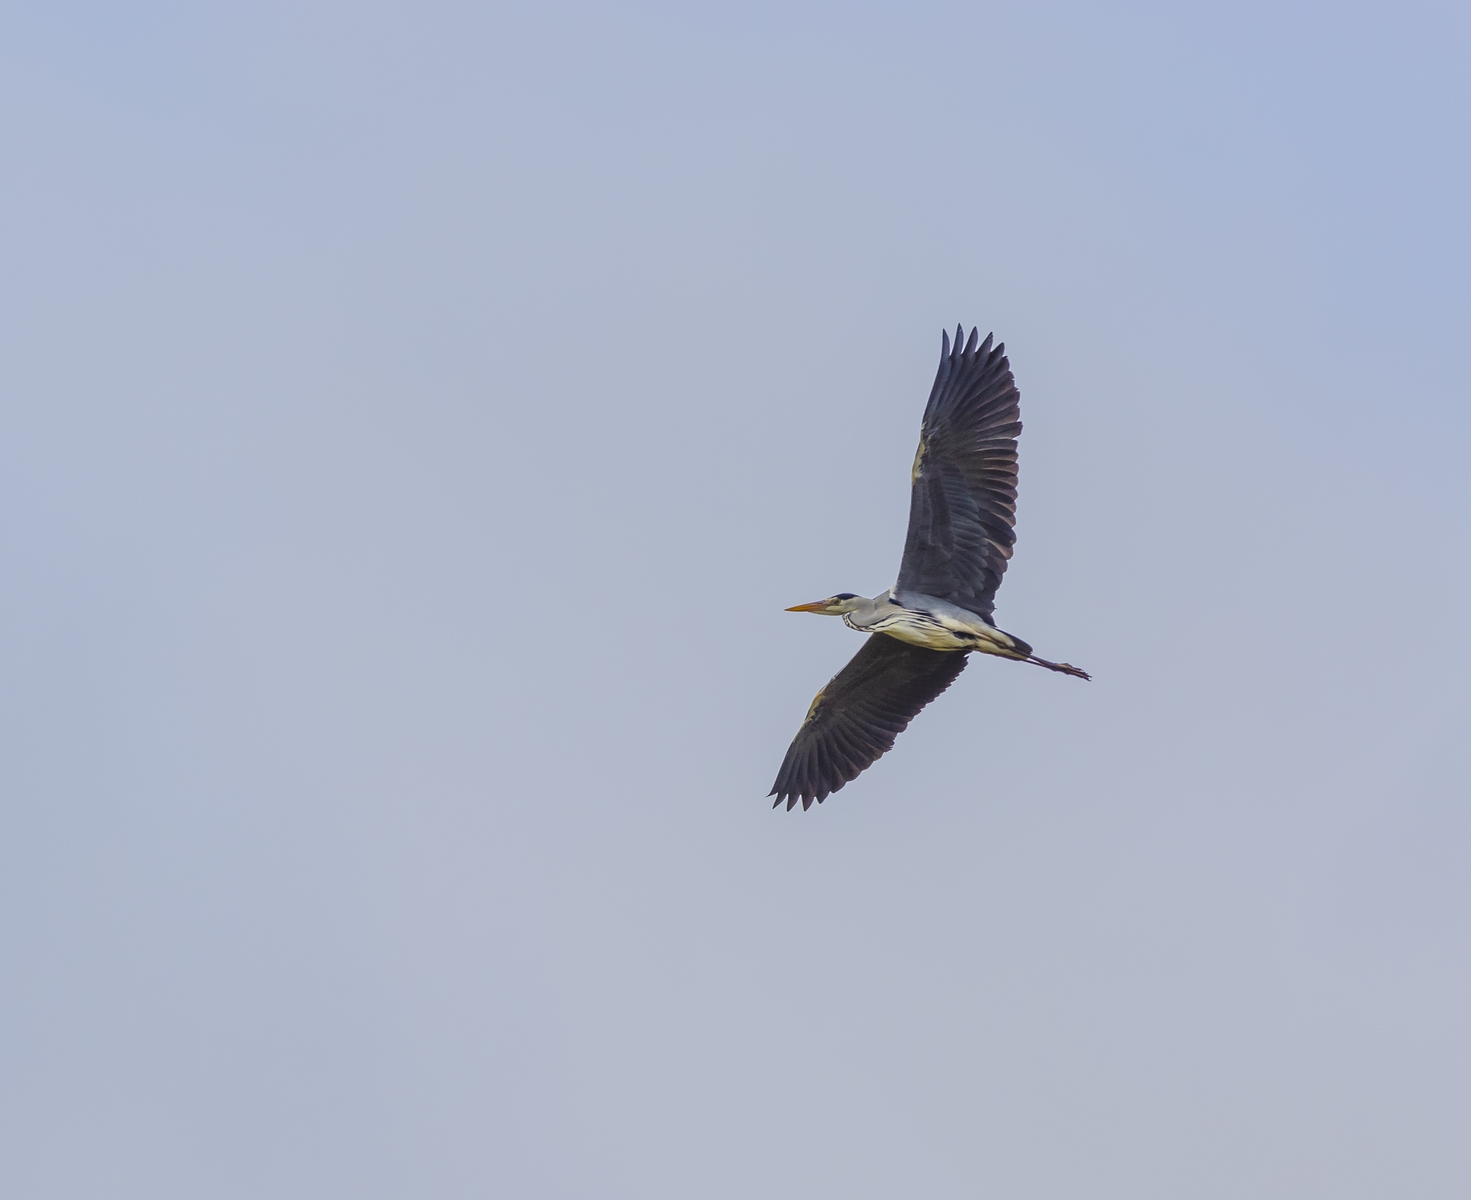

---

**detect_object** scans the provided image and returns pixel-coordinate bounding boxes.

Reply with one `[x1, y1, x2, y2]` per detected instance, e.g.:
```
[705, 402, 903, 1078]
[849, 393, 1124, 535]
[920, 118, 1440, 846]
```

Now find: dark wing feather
[895, 326, 1021, 619]
[769, 635, 968, 810]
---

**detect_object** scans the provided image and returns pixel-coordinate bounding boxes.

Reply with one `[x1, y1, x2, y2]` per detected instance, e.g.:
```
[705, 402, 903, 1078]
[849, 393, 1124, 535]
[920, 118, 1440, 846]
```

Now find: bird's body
[771, 326, 1088, 811]
[836, 588, 1031, 657]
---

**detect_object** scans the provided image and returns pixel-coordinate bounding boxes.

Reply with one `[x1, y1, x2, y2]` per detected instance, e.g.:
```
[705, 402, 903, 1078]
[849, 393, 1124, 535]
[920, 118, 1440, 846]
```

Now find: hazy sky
[3, 3, 1470, 1197]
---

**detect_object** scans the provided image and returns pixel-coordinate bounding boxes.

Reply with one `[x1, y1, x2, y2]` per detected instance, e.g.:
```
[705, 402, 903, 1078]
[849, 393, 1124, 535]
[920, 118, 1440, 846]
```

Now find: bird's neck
[842, 594, 891, 630]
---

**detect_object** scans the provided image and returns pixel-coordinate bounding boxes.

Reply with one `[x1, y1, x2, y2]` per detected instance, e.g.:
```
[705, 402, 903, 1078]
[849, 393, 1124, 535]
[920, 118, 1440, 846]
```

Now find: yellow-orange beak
[785, 600, 830, 613]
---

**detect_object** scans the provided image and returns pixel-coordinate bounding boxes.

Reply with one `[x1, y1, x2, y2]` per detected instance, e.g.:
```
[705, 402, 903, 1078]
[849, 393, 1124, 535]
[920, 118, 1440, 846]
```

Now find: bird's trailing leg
[1025, 655, 1091, 681]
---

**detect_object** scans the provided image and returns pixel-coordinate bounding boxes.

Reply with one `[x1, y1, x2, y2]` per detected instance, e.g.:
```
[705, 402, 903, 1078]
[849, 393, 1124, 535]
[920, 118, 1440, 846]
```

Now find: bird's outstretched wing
[770, 635, 968, 810]
[895, 326, 1020, 620]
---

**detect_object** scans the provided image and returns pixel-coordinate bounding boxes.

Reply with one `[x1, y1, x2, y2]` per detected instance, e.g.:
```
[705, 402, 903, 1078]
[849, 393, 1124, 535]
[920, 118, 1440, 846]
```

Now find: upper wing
[895, 326, 1021, 619]
[769, 635, 968, 810]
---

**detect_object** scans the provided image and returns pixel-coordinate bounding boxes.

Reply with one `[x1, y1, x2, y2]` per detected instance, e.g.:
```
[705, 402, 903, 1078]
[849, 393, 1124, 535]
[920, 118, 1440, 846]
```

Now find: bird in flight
[771, 326, 1088, 811]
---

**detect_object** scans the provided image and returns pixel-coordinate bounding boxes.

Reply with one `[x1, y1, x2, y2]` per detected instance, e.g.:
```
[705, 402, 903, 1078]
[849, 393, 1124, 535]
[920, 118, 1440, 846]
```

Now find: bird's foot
[1030, 656, 1091, 681]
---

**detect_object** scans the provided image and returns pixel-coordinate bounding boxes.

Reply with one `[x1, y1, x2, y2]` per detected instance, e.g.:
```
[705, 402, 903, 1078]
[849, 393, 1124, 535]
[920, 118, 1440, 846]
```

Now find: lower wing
[770, 635, 968, 810]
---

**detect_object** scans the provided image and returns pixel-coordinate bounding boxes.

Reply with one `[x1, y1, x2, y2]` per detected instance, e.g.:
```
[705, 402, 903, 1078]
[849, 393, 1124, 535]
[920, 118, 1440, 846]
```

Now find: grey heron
[771, 326, 1089, 810]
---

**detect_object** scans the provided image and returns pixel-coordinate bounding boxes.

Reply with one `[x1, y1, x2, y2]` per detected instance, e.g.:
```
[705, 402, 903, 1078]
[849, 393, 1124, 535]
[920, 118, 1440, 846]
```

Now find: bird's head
[785, 593, 863, 616]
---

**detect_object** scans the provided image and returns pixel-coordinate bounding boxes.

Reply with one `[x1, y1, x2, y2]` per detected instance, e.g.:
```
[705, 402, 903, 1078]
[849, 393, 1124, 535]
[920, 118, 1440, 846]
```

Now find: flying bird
[771, 326, 1088, 810]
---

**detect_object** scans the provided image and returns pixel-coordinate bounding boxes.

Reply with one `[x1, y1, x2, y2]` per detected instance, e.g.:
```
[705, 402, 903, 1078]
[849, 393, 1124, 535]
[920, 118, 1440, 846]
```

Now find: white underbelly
[880, 623, 972, 651]
[848, 607, 1018, 655]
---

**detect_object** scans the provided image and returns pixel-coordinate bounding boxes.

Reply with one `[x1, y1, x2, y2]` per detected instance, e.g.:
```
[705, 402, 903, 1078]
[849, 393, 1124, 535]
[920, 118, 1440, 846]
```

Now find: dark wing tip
[768, 768, 843, 811]
[938, 324, 1000, 368]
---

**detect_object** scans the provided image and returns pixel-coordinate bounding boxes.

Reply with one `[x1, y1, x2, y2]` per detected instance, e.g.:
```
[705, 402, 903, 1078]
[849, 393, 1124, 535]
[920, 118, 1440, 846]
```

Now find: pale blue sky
[2, 3, 1469, 1197]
